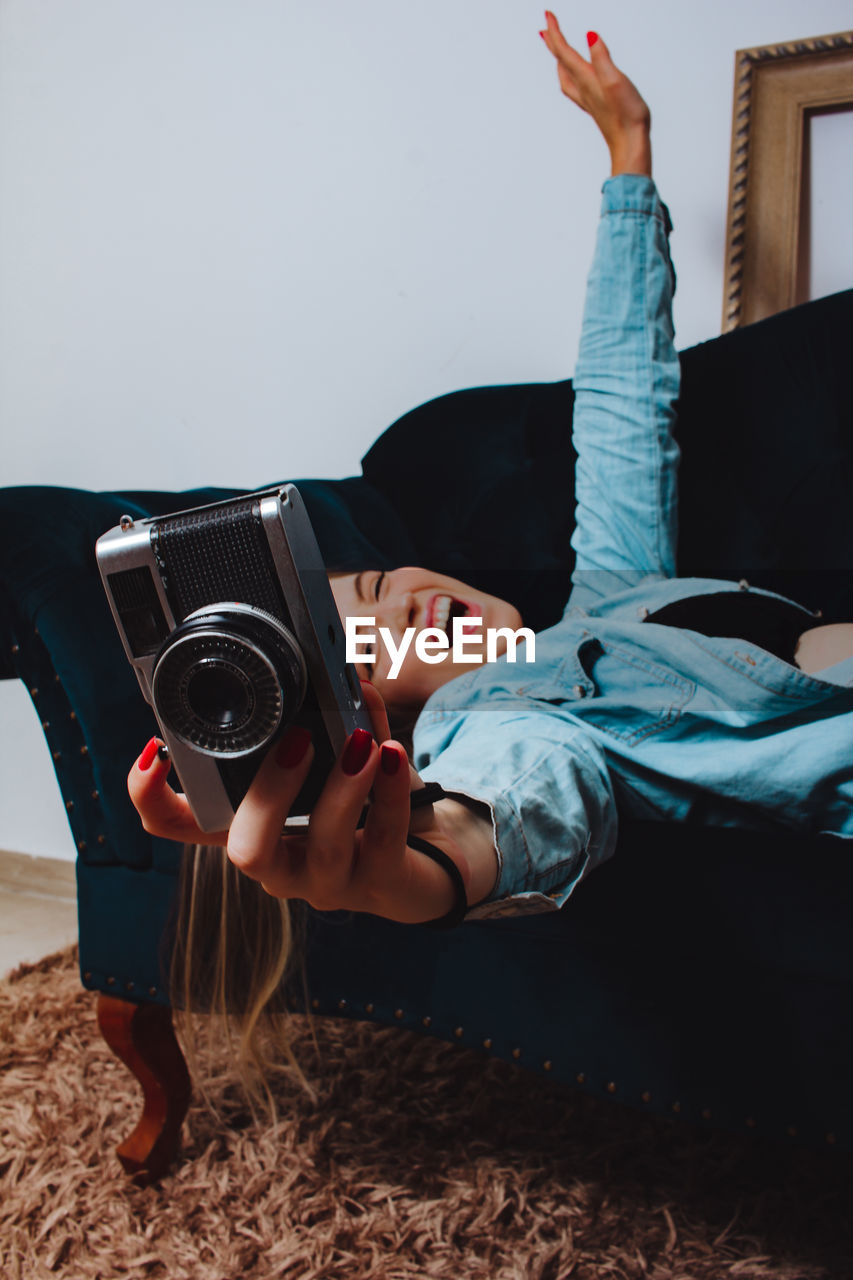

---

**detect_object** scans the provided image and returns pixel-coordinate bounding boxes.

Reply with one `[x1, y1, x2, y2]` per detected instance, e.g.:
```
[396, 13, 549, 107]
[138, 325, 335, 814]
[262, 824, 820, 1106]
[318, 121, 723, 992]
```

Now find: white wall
[2, 0, 852, 859]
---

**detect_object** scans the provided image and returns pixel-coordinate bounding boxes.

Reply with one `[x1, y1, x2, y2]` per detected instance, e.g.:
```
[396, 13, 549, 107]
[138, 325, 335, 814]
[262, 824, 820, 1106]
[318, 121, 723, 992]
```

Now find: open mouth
[428, 594, 482, 637]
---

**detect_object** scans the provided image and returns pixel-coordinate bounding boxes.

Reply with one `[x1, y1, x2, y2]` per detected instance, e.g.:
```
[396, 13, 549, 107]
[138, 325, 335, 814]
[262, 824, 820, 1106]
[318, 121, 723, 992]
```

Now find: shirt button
[572, 684, 587, 699]
[739, 579, 750, 591]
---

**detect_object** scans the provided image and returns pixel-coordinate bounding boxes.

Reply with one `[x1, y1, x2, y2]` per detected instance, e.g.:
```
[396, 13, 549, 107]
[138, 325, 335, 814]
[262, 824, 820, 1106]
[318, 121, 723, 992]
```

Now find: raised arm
[541, 15, 680, 609]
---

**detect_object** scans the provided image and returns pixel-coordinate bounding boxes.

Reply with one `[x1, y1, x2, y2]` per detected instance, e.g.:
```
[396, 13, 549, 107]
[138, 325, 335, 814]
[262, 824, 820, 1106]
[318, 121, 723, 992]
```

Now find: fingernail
[586, 30, 599, 47]
[342, 727, 373, 776]
[539, 30, 548, 41]
[138, 737, 160, 771]
[380, 744, 401, 776]
[276, 725, 312, 769]
[157, 744, 170, 763]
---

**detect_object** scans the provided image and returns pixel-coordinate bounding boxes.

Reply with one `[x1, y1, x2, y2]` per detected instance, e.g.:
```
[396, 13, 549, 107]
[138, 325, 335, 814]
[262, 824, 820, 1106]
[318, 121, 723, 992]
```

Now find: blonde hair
[170, 841, 316, 1117]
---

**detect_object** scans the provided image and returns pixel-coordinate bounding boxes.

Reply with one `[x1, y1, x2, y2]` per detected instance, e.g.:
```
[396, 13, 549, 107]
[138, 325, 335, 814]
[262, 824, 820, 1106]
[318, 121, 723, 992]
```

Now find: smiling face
[329, 567, 523, 712]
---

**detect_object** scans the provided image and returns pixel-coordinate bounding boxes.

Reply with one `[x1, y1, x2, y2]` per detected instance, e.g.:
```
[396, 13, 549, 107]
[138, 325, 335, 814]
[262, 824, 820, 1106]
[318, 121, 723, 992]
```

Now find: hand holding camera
[127, 682, 464, 924]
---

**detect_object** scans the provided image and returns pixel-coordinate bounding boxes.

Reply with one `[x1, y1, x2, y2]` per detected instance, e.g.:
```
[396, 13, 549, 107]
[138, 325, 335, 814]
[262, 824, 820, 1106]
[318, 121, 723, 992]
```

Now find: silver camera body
[96, 484, 371, 833]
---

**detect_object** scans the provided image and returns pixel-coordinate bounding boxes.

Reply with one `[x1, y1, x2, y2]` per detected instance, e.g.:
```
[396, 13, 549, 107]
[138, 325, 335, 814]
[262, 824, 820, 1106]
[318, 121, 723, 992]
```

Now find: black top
[645, 590, 817, 666]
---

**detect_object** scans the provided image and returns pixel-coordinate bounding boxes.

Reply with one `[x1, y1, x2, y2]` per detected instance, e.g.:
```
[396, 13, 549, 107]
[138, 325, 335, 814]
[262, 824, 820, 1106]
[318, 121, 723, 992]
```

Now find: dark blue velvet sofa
[2, 288, 852, 1179]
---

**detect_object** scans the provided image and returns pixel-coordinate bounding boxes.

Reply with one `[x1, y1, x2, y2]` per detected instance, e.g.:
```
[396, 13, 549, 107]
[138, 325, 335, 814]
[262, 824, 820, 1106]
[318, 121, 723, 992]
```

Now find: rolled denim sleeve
[568, 175, 680, 611]
[415, 703, 618, 918]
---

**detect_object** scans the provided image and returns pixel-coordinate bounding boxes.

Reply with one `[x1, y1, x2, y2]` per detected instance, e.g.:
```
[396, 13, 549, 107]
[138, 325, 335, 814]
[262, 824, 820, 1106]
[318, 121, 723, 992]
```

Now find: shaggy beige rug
[1, 947, 851, 1280]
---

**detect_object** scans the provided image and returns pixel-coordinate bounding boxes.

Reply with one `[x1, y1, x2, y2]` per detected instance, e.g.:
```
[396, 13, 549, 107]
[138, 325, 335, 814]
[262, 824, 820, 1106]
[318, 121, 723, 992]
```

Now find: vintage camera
[96, 484, 371, 833]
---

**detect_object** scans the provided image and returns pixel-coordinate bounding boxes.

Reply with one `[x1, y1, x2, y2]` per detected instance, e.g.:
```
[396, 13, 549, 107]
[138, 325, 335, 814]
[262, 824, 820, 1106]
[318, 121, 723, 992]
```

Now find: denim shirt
[414, 175, 853, 919]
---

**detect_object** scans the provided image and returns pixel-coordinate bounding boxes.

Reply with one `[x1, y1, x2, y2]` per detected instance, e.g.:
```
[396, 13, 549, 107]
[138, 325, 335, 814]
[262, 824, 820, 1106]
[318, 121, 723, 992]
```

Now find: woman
[129, 13, 853, 933]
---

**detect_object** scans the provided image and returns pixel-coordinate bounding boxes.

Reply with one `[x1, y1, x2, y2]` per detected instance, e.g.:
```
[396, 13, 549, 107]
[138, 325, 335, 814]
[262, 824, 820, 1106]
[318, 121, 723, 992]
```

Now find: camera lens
[152, 605, 306, 756]
[185, 661, 252, 729]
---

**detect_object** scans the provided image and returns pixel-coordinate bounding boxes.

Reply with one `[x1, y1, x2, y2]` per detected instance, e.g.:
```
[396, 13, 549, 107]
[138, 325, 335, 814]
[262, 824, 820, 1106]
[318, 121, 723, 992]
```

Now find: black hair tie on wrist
[406, 833, 468, 929]
[356, 782, 467, 928]
[408, 783, 468, 929]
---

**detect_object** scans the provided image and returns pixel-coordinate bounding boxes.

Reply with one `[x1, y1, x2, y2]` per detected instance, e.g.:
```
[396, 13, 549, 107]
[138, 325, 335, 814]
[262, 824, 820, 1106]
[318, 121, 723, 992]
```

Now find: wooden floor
[0, 849, 77, 976]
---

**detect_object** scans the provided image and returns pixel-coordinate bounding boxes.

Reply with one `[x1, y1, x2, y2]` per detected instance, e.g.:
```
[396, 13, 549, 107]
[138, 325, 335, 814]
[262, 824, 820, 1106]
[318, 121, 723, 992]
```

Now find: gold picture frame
[722, 30, 853, 331]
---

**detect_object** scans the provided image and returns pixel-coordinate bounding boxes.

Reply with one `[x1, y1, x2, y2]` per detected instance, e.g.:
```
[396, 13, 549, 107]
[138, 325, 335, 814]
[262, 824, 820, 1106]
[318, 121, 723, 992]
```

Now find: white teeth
[433, 595, 452, 634]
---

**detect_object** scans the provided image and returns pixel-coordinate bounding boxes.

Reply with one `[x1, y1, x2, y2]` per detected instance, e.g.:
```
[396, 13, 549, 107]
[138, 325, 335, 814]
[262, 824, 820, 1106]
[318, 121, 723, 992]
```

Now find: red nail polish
[342, 727, 373, 776]
[539, 30, 548, 41]
[380, 744, 401, 776]
[586, 30, 599, 47]
[276, 725, 312, 769]
[138, 737, 160, 771]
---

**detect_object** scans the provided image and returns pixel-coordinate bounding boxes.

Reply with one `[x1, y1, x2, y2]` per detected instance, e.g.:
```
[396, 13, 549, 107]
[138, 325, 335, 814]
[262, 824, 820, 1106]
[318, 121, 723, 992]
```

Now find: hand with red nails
[539, 10, 651, 177]
[127, 681, 496, 923]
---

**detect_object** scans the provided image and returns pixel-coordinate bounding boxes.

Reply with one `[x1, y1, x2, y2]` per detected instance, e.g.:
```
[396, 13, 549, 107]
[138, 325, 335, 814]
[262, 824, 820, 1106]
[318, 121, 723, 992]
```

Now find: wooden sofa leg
[96, 994, 192, 1184]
